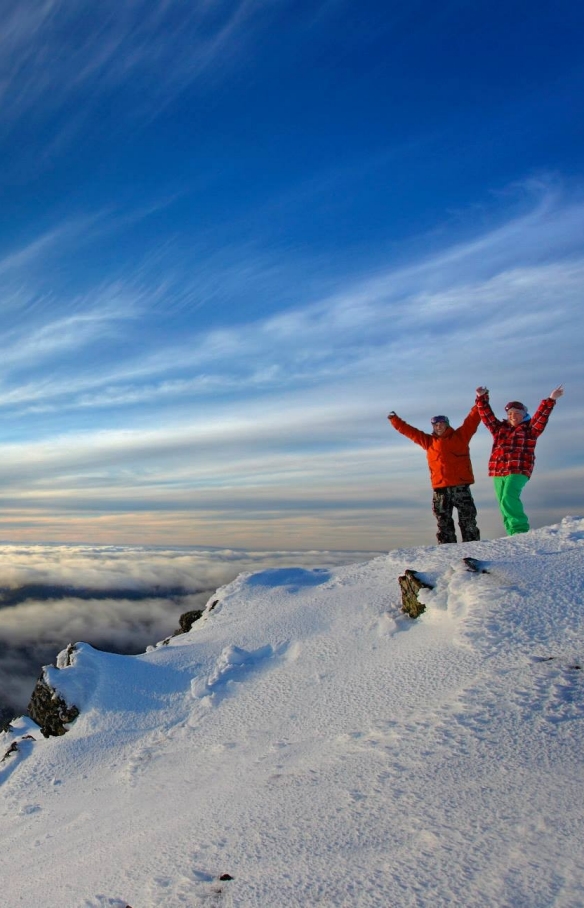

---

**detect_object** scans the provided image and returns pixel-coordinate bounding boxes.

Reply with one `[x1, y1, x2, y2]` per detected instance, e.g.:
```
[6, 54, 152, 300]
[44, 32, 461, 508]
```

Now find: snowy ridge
[1, 518, 584, 907]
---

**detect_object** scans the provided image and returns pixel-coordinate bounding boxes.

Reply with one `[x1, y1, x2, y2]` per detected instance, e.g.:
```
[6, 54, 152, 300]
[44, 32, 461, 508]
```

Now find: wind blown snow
[1, 518, 584, 907]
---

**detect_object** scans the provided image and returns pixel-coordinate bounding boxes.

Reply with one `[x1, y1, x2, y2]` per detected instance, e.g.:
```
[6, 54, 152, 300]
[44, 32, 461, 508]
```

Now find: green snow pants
[493, 474, 530, 535]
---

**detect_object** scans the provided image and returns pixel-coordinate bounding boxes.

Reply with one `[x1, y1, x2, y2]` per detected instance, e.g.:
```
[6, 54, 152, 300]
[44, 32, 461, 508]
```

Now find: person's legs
[493, 475, 530, 535]
[493, 477, 507, 531]
[452, 484, 480, 541]
[432, 487, 457, 543]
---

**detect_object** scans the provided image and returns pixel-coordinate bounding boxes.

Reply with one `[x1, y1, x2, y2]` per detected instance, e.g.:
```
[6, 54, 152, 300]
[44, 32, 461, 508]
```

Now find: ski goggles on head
[431, 415, 449, 425]
[505, 401, 526, 412]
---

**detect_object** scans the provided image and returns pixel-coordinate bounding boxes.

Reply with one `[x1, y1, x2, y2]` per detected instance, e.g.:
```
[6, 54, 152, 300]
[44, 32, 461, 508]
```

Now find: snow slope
[1, 518, 584, 908]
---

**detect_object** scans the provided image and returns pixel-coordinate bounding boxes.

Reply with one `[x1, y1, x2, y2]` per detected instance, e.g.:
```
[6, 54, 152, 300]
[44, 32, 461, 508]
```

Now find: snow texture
[1, 517, 584, 907]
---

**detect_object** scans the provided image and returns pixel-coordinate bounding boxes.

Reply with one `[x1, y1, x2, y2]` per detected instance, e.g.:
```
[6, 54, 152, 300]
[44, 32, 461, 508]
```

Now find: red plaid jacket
[476, 394, 556, 478]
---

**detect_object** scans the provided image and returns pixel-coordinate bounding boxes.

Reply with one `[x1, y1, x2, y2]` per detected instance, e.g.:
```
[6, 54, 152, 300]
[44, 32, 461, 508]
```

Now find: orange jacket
[388, 406, 480, 489]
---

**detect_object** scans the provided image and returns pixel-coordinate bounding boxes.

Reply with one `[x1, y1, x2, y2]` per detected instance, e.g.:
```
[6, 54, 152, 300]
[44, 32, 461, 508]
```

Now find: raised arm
[457, 404, 481, 443]
[475, 387, 501, 434]
[387, 412, 432, 449]
[530, 385, 564, 436]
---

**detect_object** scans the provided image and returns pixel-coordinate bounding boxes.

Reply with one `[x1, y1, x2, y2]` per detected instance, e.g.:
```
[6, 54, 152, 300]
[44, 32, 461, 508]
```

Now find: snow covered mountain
[1, 518, 584, 908]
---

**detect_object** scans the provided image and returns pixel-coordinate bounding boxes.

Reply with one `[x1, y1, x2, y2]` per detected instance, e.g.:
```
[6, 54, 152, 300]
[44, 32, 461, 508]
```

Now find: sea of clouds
[0, 543, 380, 725]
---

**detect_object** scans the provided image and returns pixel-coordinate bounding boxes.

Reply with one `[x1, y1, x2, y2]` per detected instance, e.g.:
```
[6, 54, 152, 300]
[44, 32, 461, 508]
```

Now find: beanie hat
[431, 415, 449, 426]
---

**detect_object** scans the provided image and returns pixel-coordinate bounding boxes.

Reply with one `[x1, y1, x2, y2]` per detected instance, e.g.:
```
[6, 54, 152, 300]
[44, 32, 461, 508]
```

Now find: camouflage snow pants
[432, 484, 480, 544]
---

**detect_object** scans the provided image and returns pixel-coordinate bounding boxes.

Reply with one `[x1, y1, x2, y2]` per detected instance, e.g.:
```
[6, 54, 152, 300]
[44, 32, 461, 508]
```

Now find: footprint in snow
[82, 897, 132, 907]
[146, 871, 234, 907]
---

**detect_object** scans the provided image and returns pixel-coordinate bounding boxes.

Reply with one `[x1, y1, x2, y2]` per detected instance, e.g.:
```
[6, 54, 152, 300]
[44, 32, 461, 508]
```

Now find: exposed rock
[1, 741, 19, 762]
[174, 609, 204, 635]
[160, 608, 206, 645]
[463, 557, 490, 574]
[398, 569, 434, 619]
[27, 673, 79, 738]
[60, 643, 77, 666]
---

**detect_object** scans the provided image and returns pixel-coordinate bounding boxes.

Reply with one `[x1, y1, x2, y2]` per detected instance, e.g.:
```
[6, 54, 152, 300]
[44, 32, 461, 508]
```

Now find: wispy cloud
[0, 0, 292, 125]
[1, 184, 583, 418]
[0, 305, 139, 370]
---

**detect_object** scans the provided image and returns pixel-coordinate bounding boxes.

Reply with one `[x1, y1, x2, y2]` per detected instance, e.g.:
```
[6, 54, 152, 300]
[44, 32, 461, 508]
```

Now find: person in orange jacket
[387, 406, 481, 544]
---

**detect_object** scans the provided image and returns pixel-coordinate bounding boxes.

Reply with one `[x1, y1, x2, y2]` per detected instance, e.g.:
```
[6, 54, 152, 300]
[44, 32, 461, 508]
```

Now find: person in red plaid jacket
[475, 384, 564, 535]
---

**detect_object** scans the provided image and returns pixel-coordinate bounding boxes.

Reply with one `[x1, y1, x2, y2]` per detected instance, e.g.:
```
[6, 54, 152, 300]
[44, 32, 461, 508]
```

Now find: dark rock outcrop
[1, 741, 19, 762]
[174, 609, 204, 635]
[159, 607, 206, 645]
[398, 570, 434, 619]
[27, 654, 80, 738]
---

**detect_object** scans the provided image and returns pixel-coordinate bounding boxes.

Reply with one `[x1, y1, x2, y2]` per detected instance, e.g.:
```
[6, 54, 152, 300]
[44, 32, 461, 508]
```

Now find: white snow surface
[1, 518, 584, 907]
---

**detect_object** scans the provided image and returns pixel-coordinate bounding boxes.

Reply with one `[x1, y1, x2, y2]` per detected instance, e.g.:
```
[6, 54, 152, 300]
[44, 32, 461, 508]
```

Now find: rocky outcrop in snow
[398, 569, 434, 618]
[26, 643, 79, 737]
[27, 674, 80, 738]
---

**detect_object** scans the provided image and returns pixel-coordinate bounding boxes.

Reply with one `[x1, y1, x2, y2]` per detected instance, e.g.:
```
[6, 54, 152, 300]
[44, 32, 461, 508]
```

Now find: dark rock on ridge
[398, 569, 434, 619]
[27, 644, 79, 737]
[174, 609, 204, 635]
[27, 676, 80, 738]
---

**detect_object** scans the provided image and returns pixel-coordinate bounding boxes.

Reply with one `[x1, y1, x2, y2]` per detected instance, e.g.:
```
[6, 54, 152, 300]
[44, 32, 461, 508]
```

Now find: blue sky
[0, 0, 583, 549]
